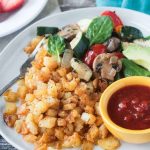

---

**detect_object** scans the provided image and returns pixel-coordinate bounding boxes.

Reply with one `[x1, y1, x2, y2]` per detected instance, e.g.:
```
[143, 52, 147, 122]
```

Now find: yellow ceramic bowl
[100, 76, 150, 144]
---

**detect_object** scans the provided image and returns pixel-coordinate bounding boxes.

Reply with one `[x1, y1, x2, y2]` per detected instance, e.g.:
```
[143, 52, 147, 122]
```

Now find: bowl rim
[100, 76, 150, 134]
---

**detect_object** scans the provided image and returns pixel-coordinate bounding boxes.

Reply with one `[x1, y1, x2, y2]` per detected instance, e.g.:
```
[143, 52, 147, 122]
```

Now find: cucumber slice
[70, 32, 89, 59]
[134, 39, 150, 48]
[37, 27, 59, 36]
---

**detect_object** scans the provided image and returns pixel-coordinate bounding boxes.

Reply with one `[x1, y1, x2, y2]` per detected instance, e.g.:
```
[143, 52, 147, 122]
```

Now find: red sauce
[108, 85, 150, 130]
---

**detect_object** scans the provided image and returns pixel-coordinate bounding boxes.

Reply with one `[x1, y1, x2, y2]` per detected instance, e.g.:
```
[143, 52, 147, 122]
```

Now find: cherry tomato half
[113, 52, 124, 59]
[101, 10, 123, 32]
[83, 44, 106, 68]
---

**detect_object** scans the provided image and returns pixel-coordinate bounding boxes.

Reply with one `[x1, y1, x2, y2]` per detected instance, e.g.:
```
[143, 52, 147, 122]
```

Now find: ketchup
[108, 85, 150, 130]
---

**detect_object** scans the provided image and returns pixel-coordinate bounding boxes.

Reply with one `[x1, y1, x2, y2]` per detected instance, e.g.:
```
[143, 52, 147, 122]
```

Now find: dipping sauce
[108, 85, 150, 130]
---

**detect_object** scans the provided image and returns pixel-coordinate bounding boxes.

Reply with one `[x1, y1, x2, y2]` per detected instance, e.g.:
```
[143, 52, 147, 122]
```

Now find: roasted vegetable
[86, 16, 113, 45]
[122, 58, 150, 77]
[71, 58, 92, 81]
[37, 27, 59, 36]
[120, 26, 143, 42]
[93, 53, 122, 81]
[58, 24, 80, 41]
[101, 10, 123, 33]
[70, 32, 89, 59]
[106, 37, 121, 52]
[61, 49, 73, 68]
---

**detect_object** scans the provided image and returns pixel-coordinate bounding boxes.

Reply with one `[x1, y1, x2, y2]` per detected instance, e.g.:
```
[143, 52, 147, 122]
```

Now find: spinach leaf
[86, 16, 113, 46]
[48, 34, 65, 62]
[120, 26, 143, 42]
[122, 58, 150, 77]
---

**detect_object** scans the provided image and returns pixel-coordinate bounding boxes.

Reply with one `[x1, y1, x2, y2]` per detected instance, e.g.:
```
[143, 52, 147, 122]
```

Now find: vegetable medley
[3, 10, 150, 150]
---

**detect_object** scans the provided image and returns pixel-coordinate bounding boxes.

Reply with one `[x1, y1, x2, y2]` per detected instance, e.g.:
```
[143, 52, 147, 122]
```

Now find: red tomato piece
[101, 10, 123, 32]
[113, 52, 124, 59]
[83, 44, 106, 68]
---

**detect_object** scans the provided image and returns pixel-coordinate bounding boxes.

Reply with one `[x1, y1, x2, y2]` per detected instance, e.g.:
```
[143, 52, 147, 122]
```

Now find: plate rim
[1, 6, 150, 150]
[0, 0, 48, 37]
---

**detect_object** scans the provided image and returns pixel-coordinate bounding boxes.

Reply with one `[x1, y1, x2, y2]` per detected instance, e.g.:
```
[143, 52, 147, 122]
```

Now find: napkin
[96, 0, 150, 14]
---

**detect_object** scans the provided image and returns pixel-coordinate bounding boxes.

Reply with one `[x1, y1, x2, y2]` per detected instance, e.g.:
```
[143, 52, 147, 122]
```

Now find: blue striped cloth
[96, 0, 150, 14]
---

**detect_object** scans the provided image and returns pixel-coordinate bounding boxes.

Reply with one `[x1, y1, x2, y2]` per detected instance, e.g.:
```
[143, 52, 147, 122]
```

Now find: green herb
[86, 16, 113, 46]
[122, 58, 150, 77]
[48, 35, 65, 62]
[120, 26, 143, 42]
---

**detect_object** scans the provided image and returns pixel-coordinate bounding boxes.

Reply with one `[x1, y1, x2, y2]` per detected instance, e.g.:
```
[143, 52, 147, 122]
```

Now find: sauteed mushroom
[93, 53, 122, 81]
[106, 37, 121, 52]
[58, 24, 80, 41]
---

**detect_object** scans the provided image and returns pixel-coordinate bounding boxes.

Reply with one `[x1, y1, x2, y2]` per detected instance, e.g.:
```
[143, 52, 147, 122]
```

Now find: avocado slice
[122, 42, 150, 71]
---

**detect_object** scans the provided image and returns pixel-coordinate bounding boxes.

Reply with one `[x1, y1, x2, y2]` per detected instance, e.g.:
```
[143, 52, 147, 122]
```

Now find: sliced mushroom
[93, 53, 122, 81]
[61, 49, 73, 68]
[106, 37, 120, 52]
[58, 24, 80, 41]
[71, 58, 92, 81]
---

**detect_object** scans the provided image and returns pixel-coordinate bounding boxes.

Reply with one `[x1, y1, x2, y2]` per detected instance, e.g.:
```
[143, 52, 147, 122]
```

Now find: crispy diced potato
[95, 116, 103, 127]
[48, 80, 58, 98]
[14, 120, 23, 133]
[58, 110, 68, 118]
[99, 124, 109, 139]
[4, 102, 17, 115]
[84, 105, 94, 114]
[24, 36, 43, 54]
[23, 134, 37, 143]
[46, 109, 57, 117]
[3, 90, 18, 102]
[26, 113, 38, 135]
[3, 113, 17, 127]
[86, 125, 99, 142]
[57, 118, 67, 127]
[74, 118, 84, 132]
[17, 86, 28, 99]
[57, 67, 67, 77]
[81, 112, 96, 125]
[98, 136, 120, 150]
[34, 143, 47, 150]
[44, 97, 59, 109]
[25, 93, 35, 103]
[33, 101, 49, 115]
[20, 122, 29, 135]
[55, 128, 64, 140]
[17, 103, 29, 115]
[63, 103, 76, 110]
[95, 102, 101, 116]
[39, 117, 57, 129]
[38, 67, 51, 82]
[81, 140, 94, 150]
[43, 56, 58, 70]
[62, 132, 81, 148]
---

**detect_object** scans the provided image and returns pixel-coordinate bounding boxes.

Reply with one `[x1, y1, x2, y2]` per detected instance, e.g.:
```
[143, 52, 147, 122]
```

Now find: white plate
[0, 0, 48, 37]
[1, 7, 150, 150]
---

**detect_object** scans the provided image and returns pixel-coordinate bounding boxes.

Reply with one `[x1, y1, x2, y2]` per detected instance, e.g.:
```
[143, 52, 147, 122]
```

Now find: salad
[3, 10, 150, 150]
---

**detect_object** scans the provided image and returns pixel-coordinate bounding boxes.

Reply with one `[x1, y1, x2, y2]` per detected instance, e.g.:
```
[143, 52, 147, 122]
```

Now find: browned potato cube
[3, 113, 17, 127]
[98, 135, 120, 150]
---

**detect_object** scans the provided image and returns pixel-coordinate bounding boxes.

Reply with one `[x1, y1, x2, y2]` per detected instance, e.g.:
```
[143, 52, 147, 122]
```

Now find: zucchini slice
[37, 27, 59, 36]
[120, 26, 143, 42]
[70, 32, 89, 59]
